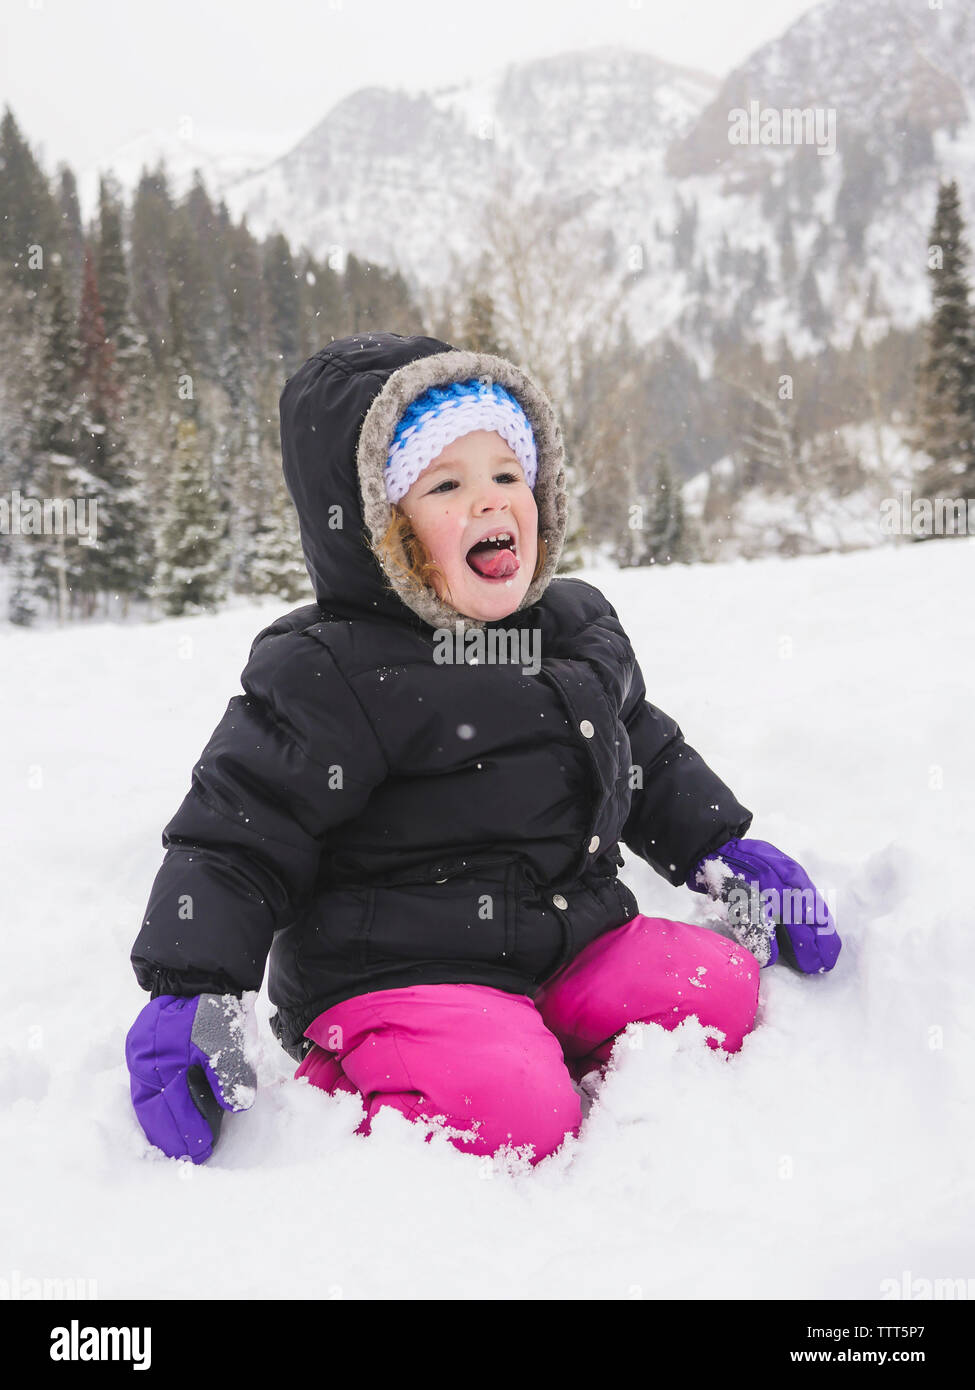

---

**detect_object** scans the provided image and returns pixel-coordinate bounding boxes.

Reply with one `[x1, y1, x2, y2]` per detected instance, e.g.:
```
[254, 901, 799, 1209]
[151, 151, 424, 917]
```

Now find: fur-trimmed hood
[279, 331, 568, 631]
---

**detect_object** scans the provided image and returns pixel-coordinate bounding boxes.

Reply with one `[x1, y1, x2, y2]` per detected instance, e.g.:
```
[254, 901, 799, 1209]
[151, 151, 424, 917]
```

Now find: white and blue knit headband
[385, 379, 538, 504]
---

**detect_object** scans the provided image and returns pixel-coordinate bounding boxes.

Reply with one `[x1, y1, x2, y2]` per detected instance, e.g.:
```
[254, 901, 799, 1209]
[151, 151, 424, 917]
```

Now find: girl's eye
[429, 471, 520, 494]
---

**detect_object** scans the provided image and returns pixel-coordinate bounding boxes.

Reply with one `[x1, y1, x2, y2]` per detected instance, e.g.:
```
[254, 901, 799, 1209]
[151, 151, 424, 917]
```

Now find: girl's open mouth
[466, 532, 520, 581]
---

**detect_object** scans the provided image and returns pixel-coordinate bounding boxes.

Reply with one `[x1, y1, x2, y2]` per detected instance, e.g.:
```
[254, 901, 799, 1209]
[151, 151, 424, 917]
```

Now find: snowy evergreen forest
[1, 96, 974, 626]
[0, 104, 428, 625]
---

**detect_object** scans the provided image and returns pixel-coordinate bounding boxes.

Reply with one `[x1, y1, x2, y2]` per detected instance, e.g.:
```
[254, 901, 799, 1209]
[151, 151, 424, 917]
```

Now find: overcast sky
[2, 0, 819, 178]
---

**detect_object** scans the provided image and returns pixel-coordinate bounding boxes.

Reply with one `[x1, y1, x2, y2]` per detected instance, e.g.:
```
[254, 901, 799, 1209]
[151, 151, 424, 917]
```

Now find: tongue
[468, 546, 519, 580]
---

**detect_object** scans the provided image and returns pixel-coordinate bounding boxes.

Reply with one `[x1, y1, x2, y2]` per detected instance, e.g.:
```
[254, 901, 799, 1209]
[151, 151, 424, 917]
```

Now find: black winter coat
[131, 332, 752, 1060]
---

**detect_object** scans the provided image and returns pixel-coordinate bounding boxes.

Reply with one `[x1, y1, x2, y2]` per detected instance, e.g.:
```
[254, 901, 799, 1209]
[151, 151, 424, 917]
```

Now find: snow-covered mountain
[74, 124, 302, 223]
[659, 0, 975, 355]
[669, 0, 972, 179]
[219, 47, 718, 286]
[72, 2, 975, 371]
[207, 1, 975, 366]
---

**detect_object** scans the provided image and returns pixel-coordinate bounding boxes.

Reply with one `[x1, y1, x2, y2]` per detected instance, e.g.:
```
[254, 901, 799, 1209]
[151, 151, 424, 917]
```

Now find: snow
[683, 423, 929, 560]
[1, 541, 973, 1298]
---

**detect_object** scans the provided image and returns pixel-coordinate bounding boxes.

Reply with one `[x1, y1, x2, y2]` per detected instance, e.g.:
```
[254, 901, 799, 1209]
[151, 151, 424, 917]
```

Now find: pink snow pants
[294, 914, 759, 1163]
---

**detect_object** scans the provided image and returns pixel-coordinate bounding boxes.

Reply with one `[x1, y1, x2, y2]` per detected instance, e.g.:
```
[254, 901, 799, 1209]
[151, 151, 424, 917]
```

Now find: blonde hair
[374, 504, 547, 608]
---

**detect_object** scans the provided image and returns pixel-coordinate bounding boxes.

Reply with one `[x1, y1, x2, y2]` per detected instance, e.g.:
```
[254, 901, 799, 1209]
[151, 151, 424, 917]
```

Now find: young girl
[126, 330, 840, 1166]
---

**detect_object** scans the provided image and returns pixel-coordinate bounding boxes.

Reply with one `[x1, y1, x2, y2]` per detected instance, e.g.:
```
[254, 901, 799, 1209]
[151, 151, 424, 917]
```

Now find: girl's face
[399, 429, 539, 621]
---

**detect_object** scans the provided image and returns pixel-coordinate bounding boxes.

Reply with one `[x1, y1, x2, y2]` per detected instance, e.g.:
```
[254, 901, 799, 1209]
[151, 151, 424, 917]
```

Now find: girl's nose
[474, 485, 510, 513]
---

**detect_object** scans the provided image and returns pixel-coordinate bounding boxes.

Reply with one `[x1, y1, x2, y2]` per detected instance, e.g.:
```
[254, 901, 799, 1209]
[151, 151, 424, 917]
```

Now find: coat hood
[278, 331, 568, 631]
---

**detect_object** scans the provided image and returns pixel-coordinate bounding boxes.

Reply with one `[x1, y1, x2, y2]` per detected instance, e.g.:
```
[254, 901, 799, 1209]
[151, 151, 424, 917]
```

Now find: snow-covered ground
[682, 423, 926, 561]
[2, 539, 973, 1299]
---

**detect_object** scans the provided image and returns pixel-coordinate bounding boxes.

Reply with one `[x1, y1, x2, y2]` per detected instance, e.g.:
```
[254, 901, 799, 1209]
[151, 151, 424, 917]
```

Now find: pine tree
[26, 255, 87, 623]
[3, 342, 45, 628]
[6, 535, 46, 625]
[0, 247, 33, 621]
[101, 204, 162, 540]
[250, 475, 310, 602]
[298, 250, 344, 358]
[96, 175, 131, 344]
[70, 247, 154, 615]
[0, 106, 62, 298]
[216, 222, 268, 595]
[153, 417, 229, 616]
[55, 164, 85, 302]
[458, 289, 506, 355]
[341, 252, 422, 334]
[262, 232, 302, 372]
[913, 179, 975, 496]
[129, 162, 174, 364]
[170, 174, 223, 377]
[644, 453, 690, 564]
[1, 241, 88, 625]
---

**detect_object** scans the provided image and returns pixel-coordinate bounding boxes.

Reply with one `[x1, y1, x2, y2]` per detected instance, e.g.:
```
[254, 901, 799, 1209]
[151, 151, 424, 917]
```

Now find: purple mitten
[125, 994, 257, 1163]
[687, 837, 840, 973]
